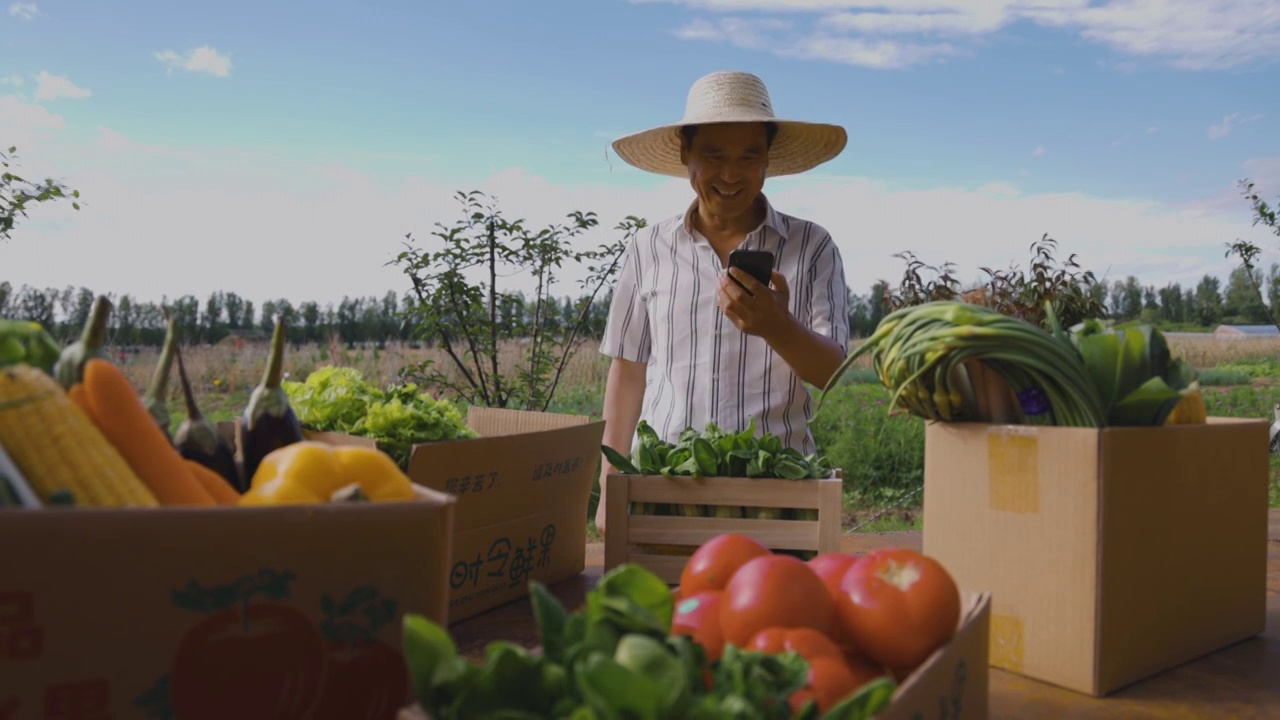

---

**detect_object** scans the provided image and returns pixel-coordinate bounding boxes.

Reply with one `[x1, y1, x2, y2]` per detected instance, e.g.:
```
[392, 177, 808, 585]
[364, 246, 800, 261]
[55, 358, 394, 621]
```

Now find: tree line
[850, 262, 1280, 338]
[4, 262, 1277, 348]
[0, 281, 616, 347]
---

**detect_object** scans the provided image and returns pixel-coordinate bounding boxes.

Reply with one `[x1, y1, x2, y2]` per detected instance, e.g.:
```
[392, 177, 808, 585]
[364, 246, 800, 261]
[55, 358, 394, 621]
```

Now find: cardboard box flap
[408, 418, 605, 531]
[465, 406, 592, 437]
[879, 591, 991, 720]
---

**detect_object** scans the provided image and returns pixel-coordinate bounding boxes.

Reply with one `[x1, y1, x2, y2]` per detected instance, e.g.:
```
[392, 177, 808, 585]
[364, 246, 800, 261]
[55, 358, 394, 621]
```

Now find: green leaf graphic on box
[172, 568, 298, 613]
[320, 585, 399, 645]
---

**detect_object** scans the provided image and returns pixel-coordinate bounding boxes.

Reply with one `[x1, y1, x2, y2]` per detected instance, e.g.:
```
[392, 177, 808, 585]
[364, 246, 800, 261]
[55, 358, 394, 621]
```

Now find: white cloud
[642, 0, 1280, 71]
[0, 95, 65, 154]
[670, 15, 962, 68]
[1171, 155, 1280, 216]
[153, 46, 232, 77]
[33, 71, 91, 101]
[1208, 111, 1263, 139]
[8, 2, 37, 20]
[1, 92, 1275, 315]
[0, 74, 22, 86]
[1033, 145, 1045, 157]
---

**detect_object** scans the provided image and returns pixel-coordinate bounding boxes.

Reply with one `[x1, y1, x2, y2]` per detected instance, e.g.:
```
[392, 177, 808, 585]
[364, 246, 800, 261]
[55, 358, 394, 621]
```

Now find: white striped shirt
[599, 195, 850, 453]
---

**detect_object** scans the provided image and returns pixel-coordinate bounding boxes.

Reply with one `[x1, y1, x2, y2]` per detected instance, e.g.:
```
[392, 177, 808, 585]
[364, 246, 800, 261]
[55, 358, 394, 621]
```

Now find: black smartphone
[727, 249, 775, 294]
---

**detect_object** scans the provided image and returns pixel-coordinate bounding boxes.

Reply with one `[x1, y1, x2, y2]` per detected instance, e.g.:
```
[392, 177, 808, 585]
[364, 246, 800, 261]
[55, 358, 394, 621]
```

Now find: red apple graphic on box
[167, 568, 326, 720]
[311, 586, 411, 720]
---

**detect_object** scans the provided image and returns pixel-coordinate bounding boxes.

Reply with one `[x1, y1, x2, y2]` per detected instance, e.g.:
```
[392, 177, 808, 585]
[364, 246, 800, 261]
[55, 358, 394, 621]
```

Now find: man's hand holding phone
[718, 250, 794, 342]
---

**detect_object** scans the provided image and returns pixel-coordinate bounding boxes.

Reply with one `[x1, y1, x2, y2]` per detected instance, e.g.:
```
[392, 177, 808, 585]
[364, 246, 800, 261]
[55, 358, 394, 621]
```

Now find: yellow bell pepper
[1164, 384, 1208, 425]
[238, 441, 417, 506]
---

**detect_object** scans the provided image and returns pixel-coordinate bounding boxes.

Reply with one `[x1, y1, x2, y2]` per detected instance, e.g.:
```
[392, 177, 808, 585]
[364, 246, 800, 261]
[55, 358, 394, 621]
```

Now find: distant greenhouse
[1213, 324, 1280, 338]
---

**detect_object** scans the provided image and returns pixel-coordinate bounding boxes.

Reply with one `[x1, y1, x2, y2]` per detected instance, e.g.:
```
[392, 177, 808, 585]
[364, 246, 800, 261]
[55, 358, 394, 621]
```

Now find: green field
[138, 333, 1280, 541]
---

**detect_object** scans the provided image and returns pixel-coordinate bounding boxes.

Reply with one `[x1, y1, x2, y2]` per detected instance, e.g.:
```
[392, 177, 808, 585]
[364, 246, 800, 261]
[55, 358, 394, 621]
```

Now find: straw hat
[611, 71, 848, 178]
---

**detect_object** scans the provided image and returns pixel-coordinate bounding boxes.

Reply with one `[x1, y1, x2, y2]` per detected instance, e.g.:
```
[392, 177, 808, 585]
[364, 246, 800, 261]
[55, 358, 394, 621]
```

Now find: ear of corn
[0, 364, 159, 508]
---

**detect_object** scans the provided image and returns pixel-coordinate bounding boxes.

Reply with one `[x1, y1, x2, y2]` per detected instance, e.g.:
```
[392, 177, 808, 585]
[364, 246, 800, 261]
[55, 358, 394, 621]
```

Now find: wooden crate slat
[603, 472, 846, 584]
[626, 553, 691, 584]
[628, 515, 819, 550]
[623, 474, 836, 508]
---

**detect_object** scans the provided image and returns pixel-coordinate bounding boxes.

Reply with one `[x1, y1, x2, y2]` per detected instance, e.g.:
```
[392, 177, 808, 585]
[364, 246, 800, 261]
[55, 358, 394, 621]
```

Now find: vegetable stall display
[398, 532, 965, 719]
[819, 299, 1208, 428]
[0, 297, 422, 510]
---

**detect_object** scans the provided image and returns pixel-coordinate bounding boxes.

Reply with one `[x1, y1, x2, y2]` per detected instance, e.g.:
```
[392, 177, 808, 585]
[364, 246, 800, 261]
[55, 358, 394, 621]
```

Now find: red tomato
[746, 626, 843, 662]
[680, 534, 771, 597]
[845, 651, 892, 690]
[718, 554, 838, 649]
[806, 553, 862, 644]
[803, 656, 866, 714]
[313, 639, 410, 720]
[671, 590, 726, 662]
[170, 603, 325, 720]
[836, 547, 961, 678]
[807, 553, 862, 599]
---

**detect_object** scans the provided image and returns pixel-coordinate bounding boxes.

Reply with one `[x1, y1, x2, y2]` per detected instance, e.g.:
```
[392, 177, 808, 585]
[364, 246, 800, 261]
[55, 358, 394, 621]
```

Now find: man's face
[680, 122, 770, 220]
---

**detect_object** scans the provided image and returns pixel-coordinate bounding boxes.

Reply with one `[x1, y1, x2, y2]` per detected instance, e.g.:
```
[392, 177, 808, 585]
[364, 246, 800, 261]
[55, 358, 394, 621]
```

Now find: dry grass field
[118, 331, 1280, 417]
[117, 336, 615, 408]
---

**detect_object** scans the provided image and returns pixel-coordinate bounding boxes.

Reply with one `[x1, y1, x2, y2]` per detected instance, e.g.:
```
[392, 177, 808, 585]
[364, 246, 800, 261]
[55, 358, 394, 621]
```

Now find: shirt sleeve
[599, 231, 652, 363]
[805, 232, 850, 354]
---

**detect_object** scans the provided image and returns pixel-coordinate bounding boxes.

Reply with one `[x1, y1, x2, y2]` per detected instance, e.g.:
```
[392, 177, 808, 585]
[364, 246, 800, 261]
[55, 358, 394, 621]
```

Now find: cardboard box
[877, 591, 991, 720]
[601, 472, 844, 584]
[921, 416, 1272, 697]
[300, 406, 607, 623]
[397, 590, 992, 720]
[0, 484, 456, 719]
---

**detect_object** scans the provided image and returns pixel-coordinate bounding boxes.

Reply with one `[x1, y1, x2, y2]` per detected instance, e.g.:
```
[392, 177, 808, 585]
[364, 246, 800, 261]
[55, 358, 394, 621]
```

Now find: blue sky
[3, 0, 1279, 310]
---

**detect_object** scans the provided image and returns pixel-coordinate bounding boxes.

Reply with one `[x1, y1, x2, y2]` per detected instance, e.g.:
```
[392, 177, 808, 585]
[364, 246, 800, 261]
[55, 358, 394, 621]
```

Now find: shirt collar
[680, 193, 787, 244]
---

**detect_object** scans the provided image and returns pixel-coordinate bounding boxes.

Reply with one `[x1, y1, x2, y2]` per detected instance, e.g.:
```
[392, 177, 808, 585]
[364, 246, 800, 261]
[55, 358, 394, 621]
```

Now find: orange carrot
[82, 358, 216, 507]
[184, 459, 241, 506]
[67, 383, 95, 421]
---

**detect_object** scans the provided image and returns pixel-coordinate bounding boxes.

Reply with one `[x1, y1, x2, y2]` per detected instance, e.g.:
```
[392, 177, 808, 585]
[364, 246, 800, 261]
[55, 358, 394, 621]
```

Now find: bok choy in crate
[601, 419, 833, 519]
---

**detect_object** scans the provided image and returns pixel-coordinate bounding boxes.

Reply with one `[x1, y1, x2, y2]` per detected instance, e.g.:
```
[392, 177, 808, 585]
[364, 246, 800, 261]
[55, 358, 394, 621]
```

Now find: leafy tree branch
[390, 189, 646, 410]
[1, 145, 84, 242]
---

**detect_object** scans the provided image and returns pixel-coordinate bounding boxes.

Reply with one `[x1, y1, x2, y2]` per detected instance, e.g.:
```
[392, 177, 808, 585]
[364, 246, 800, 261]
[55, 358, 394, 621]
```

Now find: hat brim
[611, 119, 848, 178]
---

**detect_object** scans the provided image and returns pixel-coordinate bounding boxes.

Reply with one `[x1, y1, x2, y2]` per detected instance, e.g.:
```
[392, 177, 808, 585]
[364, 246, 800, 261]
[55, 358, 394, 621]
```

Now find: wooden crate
[603, 471, 844, 584]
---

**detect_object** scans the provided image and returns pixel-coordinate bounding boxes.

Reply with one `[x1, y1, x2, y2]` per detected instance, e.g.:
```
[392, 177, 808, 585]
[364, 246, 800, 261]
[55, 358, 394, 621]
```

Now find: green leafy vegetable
[282, 365, 477, 468]
[600, 420, 834, 520]
[1069, 320, 1199, 426]
[400, 563, 897, 720]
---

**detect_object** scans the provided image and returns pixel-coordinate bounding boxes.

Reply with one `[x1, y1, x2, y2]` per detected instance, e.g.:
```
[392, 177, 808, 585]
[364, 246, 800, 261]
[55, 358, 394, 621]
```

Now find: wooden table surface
[445, 510, 1280, 720]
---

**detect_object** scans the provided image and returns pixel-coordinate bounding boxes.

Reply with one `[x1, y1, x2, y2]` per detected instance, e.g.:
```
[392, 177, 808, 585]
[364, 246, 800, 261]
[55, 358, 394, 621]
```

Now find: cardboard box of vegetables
[821, 299, 1271, 697]
[397, 534, 990, 720]
[0, 298, 455, 719]
[247, 343, 606, 624]
[601, 420, 843, 584]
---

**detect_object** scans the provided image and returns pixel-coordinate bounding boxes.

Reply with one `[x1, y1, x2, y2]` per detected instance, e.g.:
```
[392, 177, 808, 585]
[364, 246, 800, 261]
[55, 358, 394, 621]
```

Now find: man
[596, 70, 851, 533]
